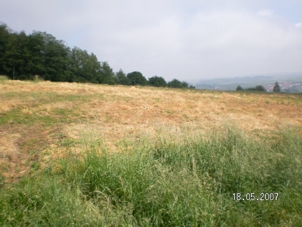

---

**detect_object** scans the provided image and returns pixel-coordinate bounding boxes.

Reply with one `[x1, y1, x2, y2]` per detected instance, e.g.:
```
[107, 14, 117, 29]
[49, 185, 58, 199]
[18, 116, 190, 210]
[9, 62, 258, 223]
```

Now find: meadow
[0, 78, 302, 226]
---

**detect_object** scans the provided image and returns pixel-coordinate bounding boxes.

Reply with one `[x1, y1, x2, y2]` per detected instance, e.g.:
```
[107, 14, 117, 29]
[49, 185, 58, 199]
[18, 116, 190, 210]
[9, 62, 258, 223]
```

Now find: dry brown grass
[1, 80, 302, 182]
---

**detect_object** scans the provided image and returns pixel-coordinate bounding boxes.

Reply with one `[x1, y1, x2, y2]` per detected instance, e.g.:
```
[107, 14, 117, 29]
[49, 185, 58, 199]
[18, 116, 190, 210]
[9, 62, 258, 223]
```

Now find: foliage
[245, 85, 266, 92]
[167, 79, 192, 89]
[0, 23, 115, 85]
[98, 62, 116, 85]
[1, 127, 301, 226]
[148, 76, 167, 87]
[127, 71, 148, 86]
[236, 85, 243, 91]
[255, 85, 266, 91]
[0, 22, 193, 89]
[273, 82, 281, 93]
[114, 69, 131, 85]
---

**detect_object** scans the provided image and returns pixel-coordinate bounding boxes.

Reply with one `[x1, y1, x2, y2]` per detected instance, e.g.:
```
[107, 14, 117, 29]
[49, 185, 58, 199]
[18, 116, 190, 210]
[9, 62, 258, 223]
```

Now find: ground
[1, 80, 302, 182]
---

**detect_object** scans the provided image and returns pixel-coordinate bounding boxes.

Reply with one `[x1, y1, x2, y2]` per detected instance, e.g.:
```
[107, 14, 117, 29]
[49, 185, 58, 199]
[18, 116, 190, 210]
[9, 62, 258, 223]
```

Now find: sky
[1, 0, 302, 82]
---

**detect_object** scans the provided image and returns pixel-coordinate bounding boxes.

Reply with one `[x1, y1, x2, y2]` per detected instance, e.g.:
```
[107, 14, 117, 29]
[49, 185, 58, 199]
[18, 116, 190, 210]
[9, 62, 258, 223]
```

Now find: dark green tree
[148, 76, 167, 87]
[168, 79, 190, 88]
[26, 32, 46, 77]
[69, 47, 103, 83]
[236, 85, 243, 91]
[273, 82, 281, 92]
[127, 71, 147, 85]
[97, 62, 115, 85]
[0, 23, 11, 75]
[70, 47, 88, 82]
[38, 32, 70, 82]
[181, 81, 189, 88]
[1, 30, 29, 79]
[114, 69, 130, 85]
[245, 85, 266, 92]
[167, 79, 192, 88]
[255, 85, 266, 92]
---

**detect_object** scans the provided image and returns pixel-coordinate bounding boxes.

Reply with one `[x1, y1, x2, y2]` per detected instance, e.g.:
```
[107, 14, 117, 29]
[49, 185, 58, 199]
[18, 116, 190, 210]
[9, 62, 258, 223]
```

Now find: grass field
[0, 80, 302, 226]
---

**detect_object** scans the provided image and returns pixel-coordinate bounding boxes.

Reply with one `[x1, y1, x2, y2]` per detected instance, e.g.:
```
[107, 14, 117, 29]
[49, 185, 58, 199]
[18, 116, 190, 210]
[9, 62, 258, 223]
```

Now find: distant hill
[194, 73, 302, 92]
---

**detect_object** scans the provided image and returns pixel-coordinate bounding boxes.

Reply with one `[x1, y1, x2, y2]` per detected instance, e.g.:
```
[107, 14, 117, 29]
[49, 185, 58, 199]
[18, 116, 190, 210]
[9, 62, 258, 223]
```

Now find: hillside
[1, 79, 302, 226]
[195, 74, 302, 92]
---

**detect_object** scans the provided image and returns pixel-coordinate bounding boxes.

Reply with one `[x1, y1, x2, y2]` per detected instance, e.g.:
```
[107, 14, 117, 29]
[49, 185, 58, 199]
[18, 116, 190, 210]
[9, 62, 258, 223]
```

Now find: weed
[31, 161, 40, 170]
[1, 126, 301, 226]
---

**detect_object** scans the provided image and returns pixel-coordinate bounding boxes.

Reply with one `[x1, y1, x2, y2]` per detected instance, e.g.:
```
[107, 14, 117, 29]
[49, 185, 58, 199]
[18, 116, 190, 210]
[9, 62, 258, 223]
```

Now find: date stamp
[232, 193, 279, 201]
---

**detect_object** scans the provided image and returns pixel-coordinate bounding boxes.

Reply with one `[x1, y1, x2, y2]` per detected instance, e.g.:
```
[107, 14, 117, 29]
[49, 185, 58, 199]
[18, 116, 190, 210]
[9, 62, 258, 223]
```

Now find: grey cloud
[1, 0, 302, 80]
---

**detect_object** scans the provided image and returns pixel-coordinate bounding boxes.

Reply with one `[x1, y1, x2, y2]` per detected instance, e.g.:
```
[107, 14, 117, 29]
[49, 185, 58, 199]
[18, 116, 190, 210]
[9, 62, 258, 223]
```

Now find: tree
[236, 85, 243, 91]
[0, 22, 109, 84]
[127, 71, 147, 86]
[97, 61, 115, 85]
[114, 69, 130, 85]
[69, 47, 104, 83]
[167, 79, 190, 88]
[181, 81, 189, 88]
[26, 32, 46, 77]
[255, 85, 266, 92]
[273, 82, 281, 92]
[0, 23, 11, 75]
[245, 87, 256, 91]
[148, 76, 167, 87]
[167, 79, 182, 88]
[245, 85, 266, 92]
[38, 32, 71, 82]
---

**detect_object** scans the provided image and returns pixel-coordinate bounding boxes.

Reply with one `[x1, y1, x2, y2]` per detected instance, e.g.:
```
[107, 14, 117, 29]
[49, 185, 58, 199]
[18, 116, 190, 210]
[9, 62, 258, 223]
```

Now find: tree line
[236, 82, 281, 92]
[236, 85, 266, 92]
[0, 23, 194, 89]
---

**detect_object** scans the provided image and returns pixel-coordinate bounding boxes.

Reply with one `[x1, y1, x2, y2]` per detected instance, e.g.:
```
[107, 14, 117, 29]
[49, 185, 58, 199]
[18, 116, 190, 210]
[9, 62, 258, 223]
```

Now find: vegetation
[236, 85, 266, 92]
[1, 125, 301, 226]
[127, 71, 148, 86]
[167, 79, 195, 89]
[114, 69, 130, 85]
[1, 80, 302, 226]
[1, 17, 302, 224]
[0, 75, 8, 82]
[236, 85, 244, 91]
[273, 82, 281, 93]
[0, 22, 194, 89]
[148, 76, 167, 87]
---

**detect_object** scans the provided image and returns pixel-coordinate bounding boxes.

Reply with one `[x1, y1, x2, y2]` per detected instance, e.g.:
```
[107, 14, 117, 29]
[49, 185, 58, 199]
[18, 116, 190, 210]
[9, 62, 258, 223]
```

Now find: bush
[236, 85, 243, 91]
[148, 76, 167, 87]
[127, 71, 148, 86]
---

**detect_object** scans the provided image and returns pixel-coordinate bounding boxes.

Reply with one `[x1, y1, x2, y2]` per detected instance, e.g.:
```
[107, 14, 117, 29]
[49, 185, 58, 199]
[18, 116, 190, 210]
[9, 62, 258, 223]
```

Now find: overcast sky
[1, 0, 302, 81]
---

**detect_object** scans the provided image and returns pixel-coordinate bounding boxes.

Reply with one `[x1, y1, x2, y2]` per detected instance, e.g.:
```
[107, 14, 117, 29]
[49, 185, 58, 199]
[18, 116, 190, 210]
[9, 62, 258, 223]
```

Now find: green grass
[0, 126, 301, 226]
[0, 75, 8, 82]
[0, 106, 84, 126]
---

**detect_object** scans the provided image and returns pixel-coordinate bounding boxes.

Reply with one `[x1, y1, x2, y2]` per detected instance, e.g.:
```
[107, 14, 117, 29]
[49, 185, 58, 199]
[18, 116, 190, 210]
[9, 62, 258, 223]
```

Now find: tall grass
[1, 126, 301, 226]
